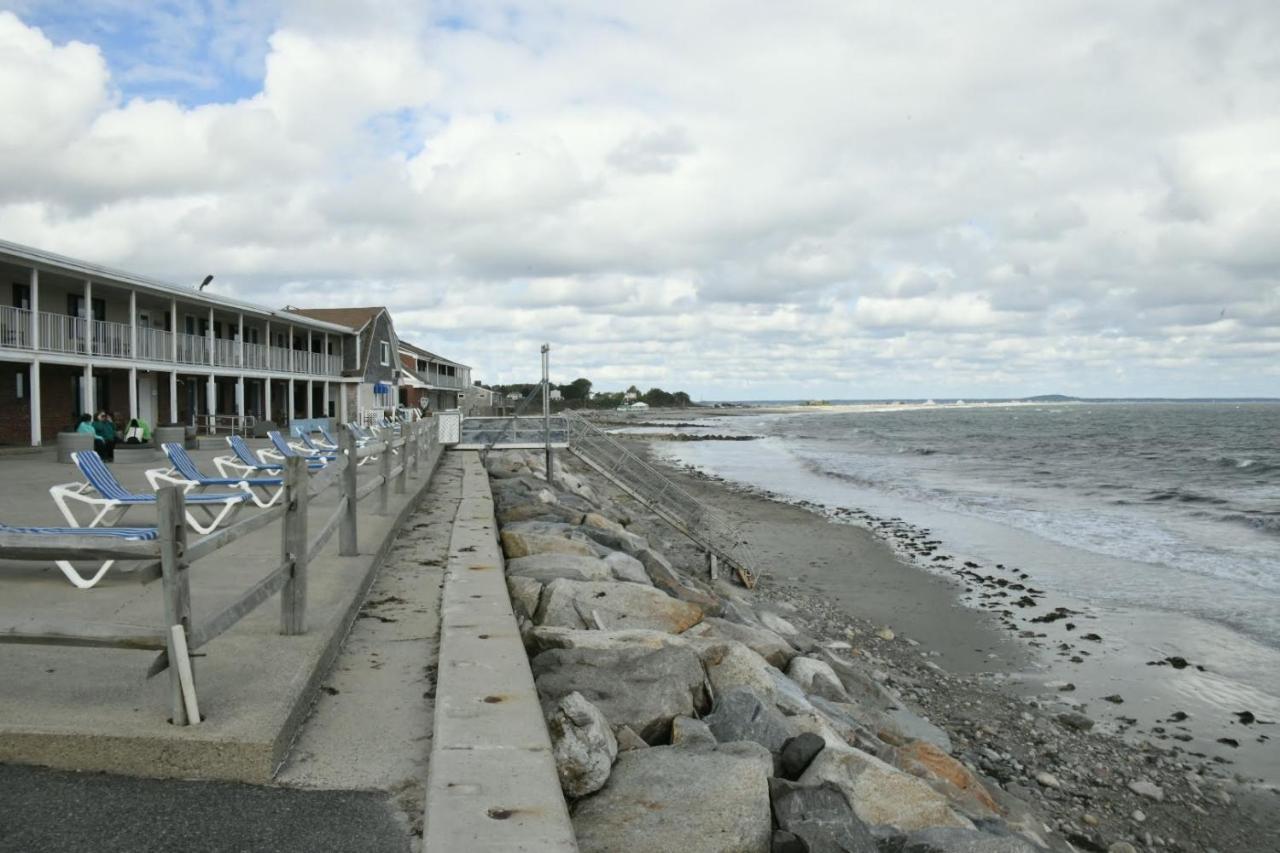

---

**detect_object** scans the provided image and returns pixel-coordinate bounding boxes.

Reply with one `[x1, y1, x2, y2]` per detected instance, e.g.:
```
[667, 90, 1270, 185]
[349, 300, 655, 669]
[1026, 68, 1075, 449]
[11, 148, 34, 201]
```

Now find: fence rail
[0, 419, 440, 727]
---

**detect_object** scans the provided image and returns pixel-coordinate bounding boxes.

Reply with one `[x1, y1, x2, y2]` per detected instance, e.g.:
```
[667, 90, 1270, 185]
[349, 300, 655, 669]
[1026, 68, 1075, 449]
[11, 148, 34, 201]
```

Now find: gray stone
[787, 657, 851, 703]
[603, 550, 653, 585]
[769, 778, 878, 853]
[770, 667, 817, 715]
[507, 553, 615, 583]
[685, 617, 797, 667]
[1055, 712, 1094, 732]
[526, 626, 690, 655]
[671, 715, 717, 747]
[882, 706, 954, 753]
[506, 575, 543, 620]
[501, 525, 599, 559]
[533, 578, 705, 633]
[703, 641, 783, 704]
[896, 827, 1041, 853]
[532, 645, 709, 744]
[759, 610, 801, 637]
[576, 519, 649, 555]
[772, 830, 809, 853]
[573, 742, 773, 853]
[615, 726, 648, 751]
[705, 687, 795, 754]
[636, 547, 724, 612]
[1107, 844, 1138, 853]
[546, 691, 617, 798]
[1127, 779, 1163, 801]
[779, 733, 827, 780]
[798, 747, 973, 832]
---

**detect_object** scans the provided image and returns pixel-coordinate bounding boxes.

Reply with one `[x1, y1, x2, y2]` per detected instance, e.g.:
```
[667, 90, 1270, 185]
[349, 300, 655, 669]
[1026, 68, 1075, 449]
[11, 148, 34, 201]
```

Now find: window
[15, 369, 25, 400]
[13, 283, 30, 310]
[380, 341, 391, 366]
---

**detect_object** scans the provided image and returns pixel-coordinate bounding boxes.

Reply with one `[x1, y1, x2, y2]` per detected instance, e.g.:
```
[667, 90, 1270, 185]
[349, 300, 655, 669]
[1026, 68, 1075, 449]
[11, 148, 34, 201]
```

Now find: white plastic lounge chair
[297, 425, 337, 451]
[216, 435, 324, 478]
[147, 443, 284, 508]
[51, 451, 249, 535]
[265, 430, 335, 465]
[0, 522, 159, 590]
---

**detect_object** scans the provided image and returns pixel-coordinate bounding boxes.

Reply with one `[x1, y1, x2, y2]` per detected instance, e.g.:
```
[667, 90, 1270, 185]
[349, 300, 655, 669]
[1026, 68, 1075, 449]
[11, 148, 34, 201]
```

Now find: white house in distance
[0, 239, 360, 446]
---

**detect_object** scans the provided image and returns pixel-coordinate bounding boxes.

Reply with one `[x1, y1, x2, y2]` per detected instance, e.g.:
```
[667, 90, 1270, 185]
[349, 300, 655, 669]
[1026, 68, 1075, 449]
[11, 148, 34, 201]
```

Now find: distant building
[395, 340, 472, 412]
[287, 306, 401, 417]
[549, 388, 563, 401]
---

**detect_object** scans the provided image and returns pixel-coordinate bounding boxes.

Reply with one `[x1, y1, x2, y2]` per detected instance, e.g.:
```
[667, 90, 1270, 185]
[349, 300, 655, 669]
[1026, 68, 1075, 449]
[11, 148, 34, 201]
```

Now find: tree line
[486, 378, 693, 409]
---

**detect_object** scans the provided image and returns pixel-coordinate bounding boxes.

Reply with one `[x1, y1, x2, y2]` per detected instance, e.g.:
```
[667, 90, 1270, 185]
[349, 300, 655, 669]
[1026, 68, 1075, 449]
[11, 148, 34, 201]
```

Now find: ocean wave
[1145, 488, 1229, 505]
[896, 446, 937, 456]
[1214, 455, 1275, 474]
[1218, 513, 1280, 536]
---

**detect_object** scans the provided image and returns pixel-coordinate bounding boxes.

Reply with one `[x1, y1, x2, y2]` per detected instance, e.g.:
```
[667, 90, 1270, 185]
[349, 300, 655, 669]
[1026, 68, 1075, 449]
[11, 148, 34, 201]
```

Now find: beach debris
[1102, 694, 1125, 704]
[1233, 710, 1255, 724]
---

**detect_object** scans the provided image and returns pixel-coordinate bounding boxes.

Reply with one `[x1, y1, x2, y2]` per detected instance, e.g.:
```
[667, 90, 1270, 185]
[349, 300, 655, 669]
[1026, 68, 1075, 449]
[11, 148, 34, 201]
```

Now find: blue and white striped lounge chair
[0, 522, 158, 590]
[347, 422, 394, 457]
[216, 435, 325, 478]
[319, 425, 342, 448]
[295, 425, 337, 451]
[265, 431, 335, 465]
[50, 451, 249, 535]
[147, 443, 284, 508]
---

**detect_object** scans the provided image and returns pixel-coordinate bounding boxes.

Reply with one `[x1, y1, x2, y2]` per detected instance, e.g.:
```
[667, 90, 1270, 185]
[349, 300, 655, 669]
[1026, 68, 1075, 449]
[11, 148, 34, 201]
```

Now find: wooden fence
[0, 420, 439, 726]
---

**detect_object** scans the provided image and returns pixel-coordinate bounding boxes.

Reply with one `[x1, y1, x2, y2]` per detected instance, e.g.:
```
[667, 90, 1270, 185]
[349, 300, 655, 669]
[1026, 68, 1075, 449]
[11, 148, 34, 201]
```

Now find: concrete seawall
[423, 451, 578, 851]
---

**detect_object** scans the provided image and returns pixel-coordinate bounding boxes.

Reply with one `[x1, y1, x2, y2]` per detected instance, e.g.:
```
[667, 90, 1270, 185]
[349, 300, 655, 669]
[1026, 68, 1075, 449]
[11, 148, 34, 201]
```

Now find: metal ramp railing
[562, 411, 758, 588]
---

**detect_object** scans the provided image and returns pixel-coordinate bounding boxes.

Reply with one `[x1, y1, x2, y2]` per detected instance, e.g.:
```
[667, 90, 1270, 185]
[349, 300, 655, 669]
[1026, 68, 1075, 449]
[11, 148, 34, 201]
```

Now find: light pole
[541, 343, 554, 485]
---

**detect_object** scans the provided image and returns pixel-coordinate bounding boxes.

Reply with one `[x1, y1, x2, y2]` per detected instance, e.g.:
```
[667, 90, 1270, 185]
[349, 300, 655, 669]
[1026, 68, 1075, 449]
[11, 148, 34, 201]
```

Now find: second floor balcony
[0, 305, 345, 378]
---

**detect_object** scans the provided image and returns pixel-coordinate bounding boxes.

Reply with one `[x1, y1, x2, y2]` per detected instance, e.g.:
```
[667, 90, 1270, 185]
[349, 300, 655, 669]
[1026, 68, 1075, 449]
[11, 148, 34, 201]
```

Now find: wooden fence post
[379, 436, 391, 515]
[339, 428, 358, 556]
[408, 423, 419, 480]
[395, 433, 408, 495]
[157, 486, 193, 724]
[281, 455, 308, 635]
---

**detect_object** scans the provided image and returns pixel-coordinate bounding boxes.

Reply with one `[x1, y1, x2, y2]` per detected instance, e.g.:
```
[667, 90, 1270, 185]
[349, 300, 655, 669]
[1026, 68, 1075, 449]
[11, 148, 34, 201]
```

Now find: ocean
[636, 401, 1280, 779]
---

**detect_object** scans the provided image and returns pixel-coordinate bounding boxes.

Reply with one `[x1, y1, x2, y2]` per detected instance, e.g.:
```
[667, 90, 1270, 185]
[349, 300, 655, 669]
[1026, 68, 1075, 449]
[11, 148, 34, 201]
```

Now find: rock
[1131, 810, 1145, 823]
[760, 610, 801, 637]
[684, 617, 798, 667]
[1082, 814, 1099, 827]
[573, 742, 772, 853]
[534, 578, 705, 633]
[671, 715, 717, 747]
[615, 726, 648, 751]
[1056, 712, 1094, 732]
[532, 645, 709, 743]
[1108, 844, 1138, 853]
[501, 526, 598, 559]
[787, 712, 860, 751]
[881, 706, 954, 753]
[603, 551, 652, 585]
[769, 667, 817, 715]
[546, 692, 618, 798]
[703, 641, 783, 704]
[507, 576, 543, 620]
[876, 627, 896, 642]
[799, 746, 973, 832]
[892, 740, 1001, 818]
[896, 827, 1041, 852]
[1035, 772, 1060, 789]
[779, 732, 827, 780]
[636, 547, 723, 612]
[787, 657, 851, 703]
[1102, 694, 1124, 704]
[577, 521, 650, 555]
[771, 830, 808, 853]
[704, 686, 795, 754]
[769, 778, 878, 853]
[507, 553, 614, 583]
[526, 626, 689, 655]
[582, 511, 627, 534]
[1127, 780, 1163, 801]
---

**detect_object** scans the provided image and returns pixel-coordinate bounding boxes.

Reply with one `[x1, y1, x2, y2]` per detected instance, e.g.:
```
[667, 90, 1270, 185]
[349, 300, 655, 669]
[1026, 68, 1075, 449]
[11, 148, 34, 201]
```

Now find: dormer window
[380, 341, 391, 366]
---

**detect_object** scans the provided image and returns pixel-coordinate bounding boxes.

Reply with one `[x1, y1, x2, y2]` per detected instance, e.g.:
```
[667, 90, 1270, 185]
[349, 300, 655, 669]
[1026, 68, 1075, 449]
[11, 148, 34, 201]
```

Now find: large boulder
[787, 657, 851, 703]
[573, 742, 772, 853]
[507, 576, 543, 620]
[778, 732, 827, 780]
[580, 513, 649, 553]
[684, 617, 797, 668]
[507, 553, 615, 583]
[603, 551, 653, 585]
[526, 626, 691, 656]
[534, 578, 706, 633]
[670, 715, 717, 747]
[759, 610, 801, 637]
[636, 548, 723, 612]
[546, 692, 617, 798]
[703, 687, 795, 755]
[532, 645, 709, 744]
[798, 747, 974, 833]
[769, 778, 879, 853]
[890, 741, 1001, 820]
[701, 642, 781, 704]
[889, 827, 1041, 853]
[501, 528, 598, 559]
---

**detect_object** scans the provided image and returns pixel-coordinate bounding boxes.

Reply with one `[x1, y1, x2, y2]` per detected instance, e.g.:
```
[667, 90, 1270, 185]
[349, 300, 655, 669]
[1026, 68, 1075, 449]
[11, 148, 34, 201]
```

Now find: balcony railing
[0, 306, 32, 350]
[0, 310, 344, 377]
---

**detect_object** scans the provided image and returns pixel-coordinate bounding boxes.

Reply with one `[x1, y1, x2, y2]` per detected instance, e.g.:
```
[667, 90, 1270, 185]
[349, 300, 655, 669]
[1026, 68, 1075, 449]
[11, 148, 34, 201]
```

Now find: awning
[373, 382, 392, 394]
[399, 370, 429, 389]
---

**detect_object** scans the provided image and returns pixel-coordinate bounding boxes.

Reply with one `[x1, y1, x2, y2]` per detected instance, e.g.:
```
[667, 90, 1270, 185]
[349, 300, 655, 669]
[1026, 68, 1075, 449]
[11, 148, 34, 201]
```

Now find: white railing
[244, 341, 269, 370]
[213, 338, 241, 368]
[92, 318, 131, 359]
[327, 353, 343, 376]
[176, 332, 208, 365]
[269, 345, 290, 372]
[39, 312, 87, 355]
[0, 306, 32, 350]
[137, 327, 172, 362]
[428, 372, 465, 389]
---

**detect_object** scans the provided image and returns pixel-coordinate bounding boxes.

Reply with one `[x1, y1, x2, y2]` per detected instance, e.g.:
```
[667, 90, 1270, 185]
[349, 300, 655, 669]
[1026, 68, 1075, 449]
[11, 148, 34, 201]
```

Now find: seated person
[92, 411, 117, 461]
[123, 418, 146, 444]
[136, 417, 152, 441]
[76, 413, 106, 453]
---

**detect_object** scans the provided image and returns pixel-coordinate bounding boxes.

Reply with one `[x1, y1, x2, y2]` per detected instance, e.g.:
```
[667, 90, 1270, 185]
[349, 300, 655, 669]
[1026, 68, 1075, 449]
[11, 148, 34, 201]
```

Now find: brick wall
[0, 361, 82, 445]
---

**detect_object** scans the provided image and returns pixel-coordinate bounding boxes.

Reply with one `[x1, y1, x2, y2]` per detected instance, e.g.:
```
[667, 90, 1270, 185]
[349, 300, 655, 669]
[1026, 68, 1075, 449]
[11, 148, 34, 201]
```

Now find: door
[137, 374, 157, 425]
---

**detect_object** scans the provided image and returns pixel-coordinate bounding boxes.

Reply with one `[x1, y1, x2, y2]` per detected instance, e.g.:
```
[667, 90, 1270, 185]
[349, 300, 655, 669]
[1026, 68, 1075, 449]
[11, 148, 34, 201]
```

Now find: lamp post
[542, 343, 554, 485]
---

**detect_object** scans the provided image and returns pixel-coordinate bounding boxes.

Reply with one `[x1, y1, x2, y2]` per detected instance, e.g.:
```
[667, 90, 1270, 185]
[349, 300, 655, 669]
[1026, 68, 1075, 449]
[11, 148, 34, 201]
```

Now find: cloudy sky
[1, 2, 1277, 399]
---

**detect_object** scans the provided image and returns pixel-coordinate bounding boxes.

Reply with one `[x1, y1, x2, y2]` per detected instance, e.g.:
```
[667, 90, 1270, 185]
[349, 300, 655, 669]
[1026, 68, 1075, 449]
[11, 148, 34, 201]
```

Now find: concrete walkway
[0, 441, 439, 782]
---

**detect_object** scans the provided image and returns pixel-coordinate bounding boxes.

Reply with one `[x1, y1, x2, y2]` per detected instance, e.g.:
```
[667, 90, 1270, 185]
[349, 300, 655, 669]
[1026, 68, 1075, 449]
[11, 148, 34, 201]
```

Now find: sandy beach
[572, 410, 1280, 851]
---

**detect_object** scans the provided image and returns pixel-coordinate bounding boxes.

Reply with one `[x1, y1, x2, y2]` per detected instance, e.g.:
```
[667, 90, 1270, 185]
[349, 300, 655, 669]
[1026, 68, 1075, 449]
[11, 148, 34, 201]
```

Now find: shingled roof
[286, 306, 385, 331]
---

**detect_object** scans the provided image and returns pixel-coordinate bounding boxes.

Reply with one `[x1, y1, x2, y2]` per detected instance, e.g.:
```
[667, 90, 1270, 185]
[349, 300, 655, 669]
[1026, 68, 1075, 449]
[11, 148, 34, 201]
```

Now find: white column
[322, 381, 330, 420]
[265, 378, 273, 423]
[238, 313, 245, 368]
[207, 307, 215, 365]
[170, 299, 178, 361]
[82, 364, 94, 414]
[307, 329, 313, 374]
[29, 360, 41, 446]
[84, 279, 93, 354]
[129, 290, 137, 359]
[323, 333, 329, 375]
[206, 373, 217, 417]
[287, 380, 295, 424]
[128, 366, 138, 419]
[306, 379, 314, 418]
[288, 325, 294, 372]
[236, 376, 245, 417]
[29, 268, 39, 350]
[265, 319, 272, 369]
[169, 371, 178, 423]
[339, 381, 347, 423]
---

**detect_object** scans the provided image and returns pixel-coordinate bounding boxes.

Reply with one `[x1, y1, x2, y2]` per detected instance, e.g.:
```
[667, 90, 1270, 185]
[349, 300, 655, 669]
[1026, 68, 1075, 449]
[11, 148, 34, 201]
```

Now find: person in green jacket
[76, 413, 106, 455]
[92, 411, 117, 461]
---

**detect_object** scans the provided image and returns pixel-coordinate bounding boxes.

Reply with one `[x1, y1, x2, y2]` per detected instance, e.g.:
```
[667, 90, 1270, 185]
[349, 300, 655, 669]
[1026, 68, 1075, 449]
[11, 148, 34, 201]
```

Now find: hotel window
[380, 342, 391, 366]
